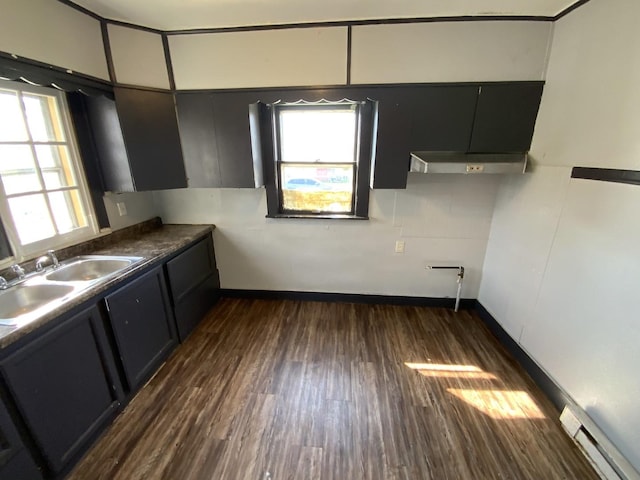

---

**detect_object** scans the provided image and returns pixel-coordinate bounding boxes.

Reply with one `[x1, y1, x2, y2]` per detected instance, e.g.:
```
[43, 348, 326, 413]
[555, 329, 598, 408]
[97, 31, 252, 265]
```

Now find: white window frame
[0, 81, 100, 265]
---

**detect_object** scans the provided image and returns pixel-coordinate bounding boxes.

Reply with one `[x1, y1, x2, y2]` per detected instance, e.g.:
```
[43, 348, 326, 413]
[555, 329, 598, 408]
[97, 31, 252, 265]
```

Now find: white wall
[154, 174, 500, 297]
[0, 0, 109, 80]
[478, 0, 640, 472]
[107, 25, 170, 89]
[351, 21, 552, 83]
[169, 28, 348, 89]
[103, 192, 160, 231]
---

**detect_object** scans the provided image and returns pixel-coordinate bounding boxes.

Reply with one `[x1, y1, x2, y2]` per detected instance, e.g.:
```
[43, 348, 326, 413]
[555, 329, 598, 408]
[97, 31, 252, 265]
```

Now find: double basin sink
[0, 255, 144, 327]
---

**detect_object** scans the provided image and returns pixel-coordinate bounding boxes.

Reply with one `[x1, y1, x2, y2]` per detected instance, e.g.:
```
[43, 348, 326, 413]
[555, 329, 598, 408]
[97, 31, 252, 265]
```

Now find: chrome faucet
[0, 276, 7, 290]
[10, 263, 26, 280]
[36, 250, 59, 272]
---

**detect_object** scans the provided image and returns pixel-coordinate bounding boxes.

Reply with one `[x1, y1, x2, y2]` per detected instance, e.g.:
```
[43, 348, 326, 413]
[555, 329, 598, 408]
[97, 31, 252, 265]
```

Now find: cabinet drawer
[174, 274, 220, 342]
[166, 235, 216, 303]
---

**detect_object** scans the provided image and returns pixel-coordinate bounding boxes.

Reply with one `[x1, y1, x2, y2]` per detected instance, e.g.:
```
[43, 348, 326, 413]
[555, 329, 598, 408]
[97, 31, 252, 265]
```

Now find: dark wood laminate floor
[69, 299, 597, 480]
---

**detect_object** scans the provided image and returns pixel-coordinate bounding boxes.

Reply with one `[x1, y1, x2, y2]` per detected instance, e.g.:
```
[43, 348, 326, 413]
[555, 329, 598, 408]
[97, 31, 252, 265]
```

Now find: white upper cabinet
[351, 21, 553, 84]
[108, 25, 171, 89]
[169, 27, 348, 89]
[0, 0, 109, 80]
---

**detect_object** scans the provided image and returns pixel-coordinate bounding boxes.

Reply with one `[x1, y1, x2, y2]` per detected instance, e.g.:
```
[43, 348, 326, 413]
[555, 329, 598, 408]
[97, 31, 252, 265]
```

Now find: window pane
[23, 94, 65, 142]
[0, 145, 41, 194]
[36, 145, 77, 189]
[0, 91, 28, 141]
[281, 164, 353, 213]
[48, 190, 86, 233]
[8, 194, 55, 244]
[279, 108, 356, 163]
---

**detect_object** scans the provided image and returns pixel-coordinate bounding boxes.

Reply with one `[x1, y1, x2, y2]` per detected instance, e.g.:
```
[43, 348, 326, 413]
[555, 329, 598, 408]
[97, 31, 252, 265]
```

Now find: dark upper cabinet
[364, 88, 413, 189]
[177, 89, 324, 188]
[0, 305, 121, 475]
[469, 83, 544, 153]
[409, 85, 478, 151]
[105, 266, 177, 392]
[83, 94, 134, 192]
[113, 87, 187, 191]
[175, 83, 542, 190]
[368, 85, 478, 188]
[210, 91, 267, 188]
[175, 94, 222, 188]
[78, 89, 188, 192]
[177, 91, 281, 188]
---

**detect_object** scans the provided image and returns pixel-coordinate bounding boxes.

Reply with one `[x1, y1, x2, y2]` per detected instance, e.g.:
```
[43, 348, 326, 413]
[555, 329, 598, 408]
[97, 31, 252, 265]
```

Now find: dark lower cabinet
[0, 236, 215, 478]
[105, 266, 177, 391]
[0, 396, 41, 480]
[0, 305, 121, 476]
[166, 235, 220, 342]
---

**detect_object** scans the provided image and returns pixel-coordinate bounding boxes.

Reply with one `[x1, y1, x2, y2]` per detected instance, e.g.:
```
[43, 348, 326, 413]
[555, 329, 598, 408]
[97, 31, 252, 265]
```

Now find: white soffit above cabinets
[72, 0, 578, 31]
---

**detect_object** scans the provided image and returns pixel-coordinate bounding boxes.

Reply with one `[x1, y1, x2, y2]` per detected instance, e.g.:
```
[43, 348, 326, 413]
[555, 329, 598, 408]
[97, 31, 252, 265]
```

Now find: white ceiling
[72, 0, 578, 31]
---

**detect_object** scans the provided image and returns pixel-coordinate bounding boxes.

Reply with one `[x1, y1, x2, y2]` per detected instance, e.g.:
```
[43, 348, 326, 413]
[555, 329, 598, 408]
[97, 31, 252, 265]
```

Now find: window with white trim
[0, 81, 99, 261]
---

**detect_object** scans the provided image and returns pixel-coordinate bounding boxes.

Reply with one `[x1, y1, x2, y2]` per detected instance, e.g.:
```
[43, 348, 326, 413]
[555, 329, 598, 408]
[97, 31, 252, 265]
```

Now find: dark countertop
[0, 221, 214, 349]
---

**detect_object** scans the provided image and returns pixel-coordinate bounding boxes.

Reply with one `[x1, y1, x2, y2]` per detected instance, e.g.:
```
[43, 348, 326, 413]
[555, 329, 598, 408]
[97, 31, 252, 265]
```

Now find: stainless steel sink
[0, 254, 144, 327]
[0, 284, 76, 326]
[45, 255, 144, 283]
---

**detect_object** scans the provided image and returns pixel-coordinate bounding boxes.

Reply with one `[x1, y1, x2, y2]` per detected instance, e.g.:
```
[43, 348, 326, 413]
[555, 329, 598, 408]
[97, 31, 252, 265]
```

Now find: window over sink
[0, 81, 99, 262]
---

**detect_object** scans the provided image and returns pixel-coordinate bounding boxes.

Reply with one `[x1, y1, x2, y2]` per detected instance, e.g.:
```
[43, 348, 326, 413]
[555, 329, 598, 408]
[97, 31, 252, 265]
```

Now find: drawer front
[174, 274, 220, 342]
[166, 235, 216, 303]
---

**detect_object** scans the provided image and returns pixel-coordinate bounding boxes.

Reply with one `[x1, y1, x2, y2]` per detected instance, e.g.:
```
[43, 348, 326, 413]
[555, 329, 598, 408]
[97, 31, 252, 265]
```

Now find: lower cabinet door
[0, 396, 41, 480]
[0, 305, 120, 475]
[105, 266, 177, 392]
[166, 235, 220, 342]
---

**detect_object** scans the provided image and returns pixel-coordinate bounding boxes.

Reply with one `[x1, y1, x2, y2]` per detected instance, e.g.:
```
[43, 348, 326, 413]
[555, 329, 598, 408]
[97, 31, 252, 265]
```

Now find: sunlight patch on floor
[403, 362, 497, 380]
[447, 388, 546, 420]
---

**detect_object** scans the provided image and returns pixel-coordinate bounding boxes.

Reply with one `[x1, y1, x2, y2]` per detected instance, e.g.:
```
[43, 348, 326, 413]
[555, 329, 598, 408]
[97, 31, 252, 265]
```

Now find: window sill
[266, 214, 369, 220]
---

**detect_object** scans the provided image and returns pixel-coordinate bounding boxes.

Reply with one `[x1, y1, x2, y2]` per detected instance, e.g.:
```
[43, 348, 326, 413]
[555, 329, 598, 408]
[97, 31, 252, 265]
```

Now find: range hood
[410, 152, 527, 174]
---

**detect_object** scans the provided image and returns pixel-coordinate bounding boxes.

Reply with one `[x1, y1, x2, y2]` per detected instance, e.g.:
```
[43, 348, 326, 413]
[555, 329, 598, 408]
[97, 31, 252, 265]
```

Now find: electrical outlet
[116, 202, 127, 216]
[395, 240, 405, 254]
[466, 164, 484, 173]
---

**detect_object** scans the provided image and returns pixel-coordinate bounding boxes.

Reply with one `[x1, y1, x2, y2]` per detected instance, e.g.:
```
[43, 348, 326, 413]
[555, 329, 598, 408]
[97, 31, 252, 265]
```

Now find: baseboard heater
[560, 405, 640, 480]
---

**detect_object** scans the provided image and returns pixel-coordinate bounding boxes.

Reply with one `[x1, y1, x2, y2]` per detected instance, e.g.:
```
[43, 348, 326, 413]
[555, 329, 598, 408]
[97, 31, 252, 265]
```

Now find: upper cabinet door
[83, 94, 134, 193]
[114, 87, 187, 190]
[468, 83, 544, 153]
[368, 85, 478, 189]
[176, 90, 282, 188]
[175, 93, 222, 188]
[409, 85, 478, 152]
